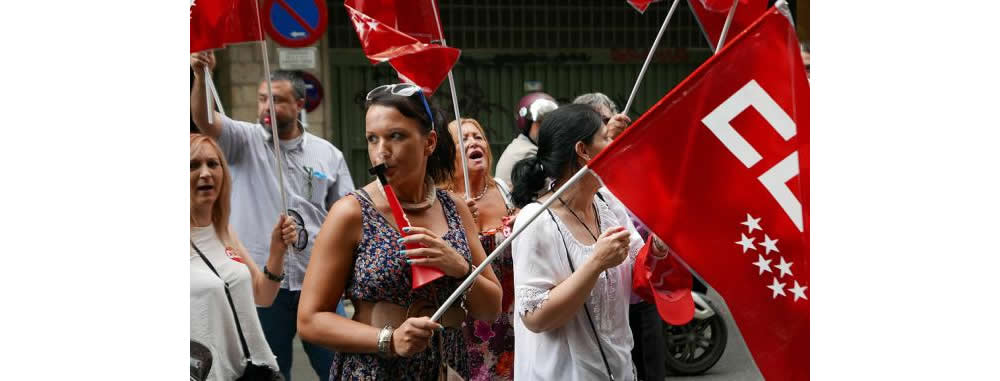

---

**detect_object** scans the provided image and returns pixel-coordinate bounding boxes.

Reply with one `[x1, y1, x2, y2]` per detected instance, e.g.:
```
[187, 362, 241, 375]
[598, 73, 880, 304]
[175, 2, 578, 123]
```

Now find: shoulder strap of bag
[542, 206, 615, 381]
[494, 177, 516, 213]
[191, 240, 252, 361]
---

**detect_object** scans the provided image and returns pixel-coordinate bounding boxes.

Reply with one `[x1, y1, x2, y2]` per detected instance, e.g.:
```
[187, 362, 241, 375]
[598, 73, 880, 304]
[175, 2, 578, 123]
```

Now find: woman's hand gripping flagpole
[431, 165, 593, 323]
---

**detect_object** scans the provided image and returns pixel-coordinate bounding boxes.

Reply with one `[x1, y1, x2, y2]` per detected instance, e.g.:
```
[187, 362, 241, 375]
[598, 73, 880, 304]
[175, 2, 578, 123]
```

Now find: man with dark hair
[191, 51, 353, 380]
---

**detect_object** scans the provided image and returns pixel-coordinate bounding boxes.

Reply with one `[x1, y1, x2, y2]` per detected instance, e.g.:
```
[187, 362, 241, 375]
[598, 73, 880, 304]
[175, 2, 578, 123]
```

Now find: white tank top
[190, 225, 278, 380]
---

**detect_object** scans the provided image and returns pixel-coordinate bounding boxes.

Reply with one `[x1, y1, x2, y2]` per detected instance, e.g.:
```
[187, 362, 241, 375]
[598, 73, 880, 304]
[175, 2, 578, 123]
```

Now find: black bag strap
[543, 207, 615, 381]
[191, 240, 252, 361]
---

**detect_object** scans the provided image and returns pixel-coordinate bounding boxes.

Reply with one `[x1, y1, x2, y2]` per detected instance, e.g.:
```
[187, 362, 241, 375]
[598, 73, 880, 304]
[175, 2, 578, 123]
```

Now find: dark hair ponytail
[425, 106, 456, 184]
[364, 89, 455, 184]
[510, 104, 604, 208]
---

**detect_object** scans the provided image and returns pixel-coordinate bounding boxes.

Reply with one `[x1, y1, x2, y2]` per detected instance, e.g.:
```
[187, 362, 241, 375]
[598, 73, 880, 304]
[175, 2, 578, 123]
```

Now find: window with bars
[328, 0, 711, 50]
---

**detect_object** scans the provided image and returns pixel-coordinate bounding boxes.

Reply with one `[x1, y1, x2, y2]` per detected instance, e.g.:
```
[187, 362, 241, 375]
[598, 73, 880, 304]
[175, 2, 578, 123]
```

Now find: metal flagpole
[622, 0, 681, 116]
[714, 0, 740, 54]
[253, 0, 290, 223]
[205, 66, 214, 124]
[428, 0, 471, 200]
[431, 165, 592, 322]
[206, 71, 227, 118]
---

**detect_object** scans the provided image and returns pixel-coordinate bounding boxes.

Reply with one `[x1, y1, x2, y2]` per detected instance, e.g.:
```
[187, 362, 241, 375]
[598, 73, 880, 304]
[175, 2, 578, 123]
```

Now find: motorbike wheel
[662, 313, 728, 375]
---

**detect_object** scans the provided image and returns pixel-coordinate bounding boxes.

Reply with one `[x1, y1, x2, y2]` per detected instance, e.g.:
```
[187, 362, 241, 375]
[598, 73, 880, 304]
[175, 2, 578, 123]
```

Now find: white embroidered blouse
[512, 190, 644, 381]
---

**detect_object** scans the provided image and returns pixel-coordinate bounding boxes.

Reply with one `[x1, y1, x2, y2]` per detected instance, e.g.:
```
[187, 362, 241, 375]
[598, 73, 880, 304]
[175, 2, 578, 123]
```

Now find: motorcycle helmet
[514, 92, 558, 136]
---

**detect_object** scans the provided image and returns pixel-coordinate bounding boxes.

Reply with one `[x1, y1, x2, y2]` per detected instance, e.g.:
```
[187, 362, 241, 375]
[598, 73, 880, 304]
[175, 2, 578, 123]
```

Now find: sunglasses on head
[366, 83, 435, 130]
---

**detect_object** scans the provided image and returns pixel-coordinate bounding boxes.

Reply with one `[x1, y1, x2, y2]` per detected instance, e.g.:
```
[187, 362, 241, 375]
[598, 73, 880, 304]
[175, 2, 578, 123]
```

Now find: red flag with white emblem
[688, 0, 767, 50]
[344, 0, 459, 96]
[589, 7, 809, 380]
[190, 0, 264, 53]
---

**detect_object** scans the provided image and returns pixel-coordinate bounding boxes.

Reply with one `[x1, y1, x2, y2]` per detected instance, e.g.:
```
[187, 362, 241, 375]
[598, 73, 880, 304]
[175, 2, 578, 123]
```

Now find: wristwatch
[263, 266, 285, 282]
[377, 324, 395, 358]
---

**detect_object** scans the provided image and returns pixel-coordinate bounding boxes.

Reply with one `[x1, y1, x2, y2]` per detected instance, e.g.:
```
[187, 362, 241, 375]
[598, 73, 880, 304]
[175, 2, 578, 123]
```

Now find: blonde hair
[442, 118, 496, 192]
[190, 133, 234, 246]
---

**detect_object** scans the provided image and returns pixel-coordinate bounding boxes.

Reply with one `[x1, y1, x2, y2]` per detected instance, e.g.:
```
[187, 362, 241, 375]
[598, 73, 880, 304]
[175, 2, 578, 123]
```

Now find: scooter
[661, 277, 728, 376]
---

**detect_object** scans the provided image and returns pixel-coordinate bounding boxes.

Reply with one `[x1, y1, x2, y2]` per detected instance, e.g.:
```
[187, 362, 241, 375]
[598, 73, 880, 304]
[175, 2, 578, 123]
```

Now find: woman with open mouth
[190, 133, 298, 380]
[441, 118, 518, 380]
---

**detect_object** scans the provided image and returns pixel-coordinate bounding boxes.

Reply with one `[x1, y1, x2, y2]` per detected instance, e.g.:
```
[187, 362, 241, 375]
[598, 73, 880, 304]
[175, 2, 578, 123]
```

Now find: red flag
[344, 0, 459, 96]
[348, 0, 443, 43]
[688, 0, 767, 51]
[626, 0, 661, 13]
[590, 8, 809, 380]
[190, 0, 264, 53]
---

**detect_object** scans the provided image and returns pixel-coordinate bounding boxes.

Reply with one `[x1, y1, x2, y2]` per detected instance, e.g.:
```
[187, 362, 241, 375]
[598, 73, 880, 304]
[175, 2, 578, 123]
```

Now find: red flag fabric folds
[687, 0, 766, 51]
[344, 0, 458, 96]
[590, 8, 809, 380]
[191, 0, 264, 53]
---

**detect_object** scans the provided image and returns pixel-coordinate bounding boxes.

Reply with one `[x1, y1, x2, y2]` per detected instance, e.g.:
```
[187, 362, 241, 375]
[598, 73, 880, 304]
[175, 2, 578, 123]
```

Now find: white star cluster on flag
[738, 212, 807, 302]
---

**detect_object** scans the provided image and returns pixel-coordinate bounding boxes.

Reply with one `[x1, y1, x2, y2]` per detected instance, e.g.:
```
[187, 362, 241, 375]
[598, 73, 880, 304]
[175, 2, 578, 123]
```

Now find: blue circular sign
[264, 0, 328, 47]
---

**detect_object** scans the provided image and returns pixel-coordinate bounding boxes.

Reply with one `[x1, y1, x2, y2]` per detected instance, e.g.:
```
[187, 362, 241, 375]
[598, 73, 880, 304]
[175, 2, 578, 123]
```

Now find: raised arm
[191, 51, 223, 138]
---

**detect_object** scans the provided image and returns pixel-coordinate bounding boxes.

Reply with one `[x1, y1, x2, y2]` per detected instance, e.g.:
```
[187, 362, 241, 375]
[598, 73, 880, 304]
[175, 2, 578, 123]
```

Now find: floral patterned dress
[462, 181, 517, 381]
[329, 189, 471, 381]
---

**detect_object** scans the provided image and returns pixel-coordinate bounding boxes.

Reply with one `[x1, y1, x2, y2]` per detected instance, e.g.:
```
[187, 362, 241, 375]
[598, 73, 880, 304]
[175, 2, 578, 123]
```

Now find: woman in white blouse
[508, 104, 669, 381]
[190, 133, 297, 380]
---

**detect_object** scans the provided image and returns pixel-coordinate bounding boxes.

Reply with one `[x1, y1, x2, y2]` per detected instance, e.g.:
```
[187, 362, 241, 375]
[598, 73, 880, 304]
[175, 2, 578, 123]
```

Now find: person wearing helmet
[494, 92, 559, 187]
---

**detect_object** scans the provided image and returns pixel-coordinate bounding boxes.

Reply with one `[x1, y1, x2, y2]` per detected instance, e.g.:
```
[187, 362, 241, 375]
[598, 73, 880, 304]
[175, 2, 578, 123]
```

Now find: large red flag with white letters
[190, 0, 264, 53]
[590, 8, 808, 380]
[344, 0, 459, 96]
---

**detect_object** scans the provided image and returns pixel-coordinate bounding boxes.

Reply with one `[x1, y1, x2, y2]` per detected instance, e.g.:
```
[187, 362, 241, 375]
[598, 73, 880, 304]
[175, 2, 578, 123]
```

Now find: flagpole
[206, 71, 227, 118]
[622, 0, 681, 116]
[205, 66, 214, 124]
[253, 0, 290, 221]
[714, 0, 740, 54]
[428, 0, 471, 200]
[431, 165, 592, 322]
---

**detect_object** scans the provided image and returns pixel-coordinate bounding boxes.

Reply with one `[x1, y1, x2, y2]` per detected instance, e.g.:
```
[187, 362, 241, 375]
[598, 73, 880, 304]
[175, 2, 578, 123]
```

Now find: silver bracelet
[376, 324, 394, 358]
[460, 263, 478, 311]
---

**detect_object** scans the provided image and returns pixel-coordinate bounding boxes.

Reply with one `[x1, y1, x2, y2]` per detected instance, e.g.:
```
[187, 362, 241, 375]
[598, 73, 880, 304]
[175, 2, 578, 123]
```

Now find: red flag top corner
[191, 0, 264, 53]
[344, 0, 459, 96]
[589, 8, 809, 380]
[688, 0, 767, 51]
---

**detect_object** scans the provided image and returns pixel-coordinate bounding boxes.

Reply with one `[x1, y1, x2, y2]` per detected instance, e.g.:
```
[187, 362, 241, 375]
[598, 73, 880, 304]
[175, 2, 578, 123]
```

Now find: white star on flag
[367, 20, 379, 31]
[752, 254, 772, 275]
[735, 233, 756, 253]
[767, 277, 786, 298]
[759, 234, 779, 255]
[774, 256, 794, 278]
[789, 281, 808, 302]
[741, 213, 762, 233]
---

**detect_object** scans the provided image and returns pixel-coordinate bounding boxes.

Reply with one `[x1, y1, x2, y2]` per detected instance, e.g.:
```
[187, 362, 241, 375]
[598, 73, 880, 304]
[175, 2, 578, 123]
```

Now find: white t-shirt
[191, 225, 279, 380]
[512, 190, 644, 381]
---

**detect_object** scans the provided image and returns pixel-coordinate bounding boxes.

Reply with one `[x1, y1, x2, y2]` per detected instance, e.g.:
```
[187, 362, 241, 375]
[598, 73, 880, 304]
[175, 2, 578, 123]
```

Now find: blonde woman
[190, 133, 296, 380]
[443, 118, 518, 380]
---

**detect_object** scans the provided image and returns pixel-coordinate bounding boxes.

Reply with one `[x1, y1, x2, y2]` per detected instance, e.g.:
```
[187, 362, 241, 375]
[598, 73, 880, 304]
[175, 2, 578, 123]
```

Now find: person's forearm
[464, 272, 502, 321]
[191, 73, 210, 130]
[298, 311, 382, 354]
[522, 260, 603, 332]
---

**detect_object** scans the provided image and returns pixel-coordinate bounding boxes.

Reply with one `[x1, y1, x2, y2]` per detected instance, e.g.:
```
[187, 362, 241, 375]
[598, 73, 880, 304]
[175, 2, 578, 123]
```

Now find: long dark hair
[510, 104, 604, 208]
[364, 88, 456, 184]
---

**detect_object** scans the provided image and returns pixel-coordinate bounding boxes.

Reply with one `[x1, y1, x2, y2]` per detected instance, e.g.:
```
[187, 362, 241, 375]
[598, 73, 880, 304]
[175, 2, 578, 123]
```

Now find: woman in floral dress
[442, 118, 518, 380]
[297, 84, 503, 380]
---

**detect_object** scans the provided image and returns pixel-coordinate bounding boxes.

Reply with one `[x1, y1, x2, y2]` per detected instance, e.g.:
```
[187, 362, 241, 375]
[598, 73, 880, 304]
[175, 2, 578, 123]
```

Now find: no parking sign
[263, 0, 328, 47]
[300, 71, 324, 113]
